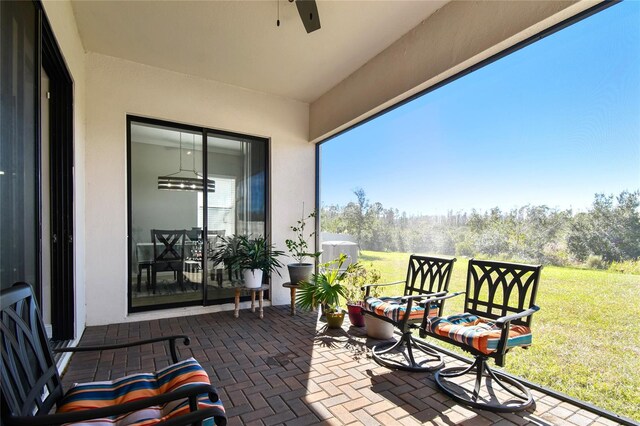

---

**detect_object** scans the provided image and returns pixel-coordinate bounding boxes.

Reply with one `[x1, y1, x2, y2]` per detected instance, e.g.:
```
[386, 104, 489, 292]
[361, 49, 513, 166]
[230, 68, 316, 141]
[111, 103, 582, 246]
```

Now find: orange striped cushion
[427, 313, 532, 355]
[365, 296, 438, 322]
[57, 357, 225, 425]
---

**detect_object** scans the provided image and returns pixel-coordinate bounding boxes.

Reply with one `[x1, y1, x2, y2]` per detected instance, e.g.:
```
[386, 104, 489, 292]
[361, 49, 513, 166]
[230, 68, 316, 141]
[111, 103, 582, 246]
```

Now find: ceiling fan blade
[295, 0, 321, 33]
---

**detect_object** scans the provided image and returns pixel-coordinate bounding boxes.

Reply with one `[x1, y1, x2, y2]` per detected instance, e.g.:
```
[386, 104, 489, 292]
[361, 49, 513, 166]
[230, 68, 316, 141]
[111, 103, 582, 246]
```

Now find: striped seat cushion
[364, 296, 438, 322]
[57, 357, 225, 425]
[426, 313, 532, 355]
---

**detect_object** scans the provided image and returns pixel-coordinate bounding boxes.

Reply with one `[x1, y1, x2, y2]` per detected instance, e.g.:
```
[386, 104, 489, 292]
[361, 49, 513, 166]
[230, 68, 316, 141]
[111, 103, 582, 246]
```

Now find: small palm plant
[296, 254, 350, 314]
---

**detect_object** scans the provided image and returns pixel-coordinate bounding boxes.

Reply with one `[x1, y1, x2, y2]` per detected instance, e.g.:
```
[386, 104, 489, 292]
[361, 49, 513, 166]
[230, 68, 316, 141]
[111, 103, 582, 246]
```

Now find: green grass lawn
[359, 250, 640, 421]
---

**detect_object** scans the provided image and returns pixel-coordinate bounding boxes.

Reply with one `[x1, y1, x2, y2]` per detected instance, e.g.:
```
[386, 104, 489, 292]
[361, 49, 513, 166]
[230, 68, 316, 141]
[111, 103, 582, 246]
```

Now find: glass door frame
[126, 115, 270, 313]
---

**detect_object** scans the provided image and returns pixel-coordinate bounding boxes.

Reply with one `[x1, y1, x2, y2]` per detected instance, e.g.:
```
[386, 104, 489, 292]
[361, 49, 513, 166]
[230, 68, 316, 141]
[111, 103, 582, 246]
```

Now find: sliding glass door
[128, 116, 267, 312]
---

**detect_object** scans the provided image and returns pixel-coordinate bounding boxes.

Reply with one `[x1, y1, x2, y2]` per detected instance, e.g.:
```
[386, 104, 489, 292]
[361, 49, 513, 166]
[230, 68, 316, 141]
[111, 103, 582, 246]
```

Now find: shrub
[586, 255, 607, 270]
[609, 258, 640, 275]
[455, 240, 475, 257]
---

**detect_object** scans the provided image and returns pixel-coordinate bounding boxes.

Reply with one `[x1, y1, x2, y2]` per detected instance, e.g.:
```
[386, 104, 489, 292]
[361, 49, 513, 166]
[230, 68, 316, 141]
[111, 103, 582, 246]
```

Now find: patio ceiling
[70, 0, 449, 103]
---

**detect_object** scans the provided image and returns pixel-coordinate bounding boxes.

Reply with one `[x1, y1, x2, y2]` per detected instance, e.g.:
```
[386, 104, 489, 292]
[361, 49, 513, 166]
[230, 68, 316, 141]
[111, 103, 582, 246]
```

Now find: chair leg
[372, 330, 444, 372]
[178, 270, 185, 291]
[434, 355, 534, 412]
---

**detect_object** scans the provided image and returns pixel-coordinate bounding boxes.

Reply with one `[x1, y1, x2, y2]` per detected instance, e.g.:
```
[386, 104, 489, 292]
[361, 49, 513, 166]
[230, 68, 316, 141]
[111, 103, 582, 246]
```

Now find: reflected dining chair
[362, 255, 456, 372]
[420, 258, 542, 412]
[151, 229, 187, 293]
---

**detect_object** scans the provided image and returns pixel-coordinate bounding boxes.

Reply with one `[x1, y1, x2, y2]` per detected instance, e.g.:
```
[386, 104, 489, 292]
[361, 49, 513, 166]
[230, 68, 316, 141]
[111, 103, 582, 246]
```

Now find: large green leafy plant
[212, 235, 284, 277]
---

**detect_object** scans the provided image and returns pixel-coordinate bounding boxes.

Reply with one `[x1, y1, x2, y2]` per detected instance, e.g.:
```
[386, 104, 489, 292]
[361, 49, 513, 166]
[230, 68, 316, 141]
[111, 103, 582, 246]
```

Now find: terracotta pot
[346, 303, 365, 327]
[326, 311, 345, 329]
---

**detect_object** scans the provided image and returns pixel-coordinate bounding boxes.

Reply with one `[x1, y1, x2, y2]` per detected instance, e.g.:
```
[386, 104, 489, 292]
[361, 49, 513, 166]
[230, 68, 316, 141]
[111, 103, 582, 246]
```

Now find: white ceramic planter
[243, 269, 263, 288]
[364, 315, 394, 340]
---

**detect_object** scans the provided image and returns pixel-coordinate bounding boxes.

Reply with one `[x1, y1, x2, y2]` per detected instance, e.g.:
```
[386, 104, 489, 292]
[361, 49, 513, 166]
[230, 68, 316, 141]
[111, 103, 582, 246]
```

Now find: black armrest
[420, 291, 465, 304]
[394, 292, 447, 327]
[54, 335, 191, 364]
[495, 306, 540, 327]
[361, 280, 404, 290]
[361, 280, 404, 297]
[418, 292, 465, 333]
[6, 384, 220, 426]
[400, 291, 447, 302]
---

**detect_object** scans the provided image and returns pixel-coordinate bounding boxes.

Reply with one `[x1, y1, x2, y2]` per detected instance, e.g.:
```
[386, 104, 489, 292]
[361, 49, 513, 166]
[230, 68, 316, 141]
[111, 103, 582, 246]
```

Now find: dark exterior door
[0, 0, 74, 340]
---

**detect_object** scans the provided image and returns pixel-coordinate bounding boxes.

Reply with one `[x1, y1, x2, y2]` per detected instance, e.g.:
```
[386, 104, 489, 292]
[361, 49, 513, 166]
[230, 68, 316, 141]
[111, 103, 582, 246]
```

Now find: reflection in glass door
[128, 117, 268, 312]
[204, 133, 266, 303]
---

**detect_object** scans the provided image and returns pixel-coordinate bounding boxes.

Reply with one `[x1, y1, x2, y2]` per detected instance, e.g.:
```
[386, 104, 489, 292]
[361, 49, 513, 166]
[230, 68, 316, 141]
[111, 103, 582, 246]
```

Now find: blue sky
[320, 1, 640, 216]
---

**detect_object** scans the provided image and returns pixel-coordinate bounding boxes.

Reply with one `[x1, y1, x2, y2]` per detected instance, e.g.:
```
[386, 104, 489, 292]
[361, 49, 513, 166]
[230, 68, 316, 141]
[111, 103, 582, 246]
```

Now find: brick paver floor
[61, 306, 625, 425]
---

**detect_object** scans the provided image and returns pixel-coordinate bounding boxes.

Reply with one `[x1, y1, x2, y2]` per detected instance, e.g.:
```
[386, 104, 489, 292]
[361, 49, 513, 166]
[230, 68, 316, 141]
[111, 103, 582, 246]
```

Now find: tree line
[321, 188, 640, 269]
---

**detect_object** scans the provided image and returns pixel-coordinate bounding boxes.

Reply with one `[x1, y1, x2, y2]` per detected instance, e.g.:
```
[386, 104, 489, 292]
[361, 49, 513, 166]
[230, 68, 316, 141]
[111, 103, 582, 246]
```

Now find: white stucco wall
[41, 0, 87, 338]
[84, 53, 313, 326]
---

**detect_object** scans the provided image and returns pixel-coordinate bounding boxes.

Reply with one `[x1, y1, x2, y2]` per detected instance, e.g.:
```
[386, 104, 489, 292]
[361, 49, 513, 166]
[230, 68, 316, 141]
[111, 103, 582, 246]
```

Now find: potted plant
[285, 205, 321, 285]
[213, 235, 284, 288]
[295, 254, 349, 328]
[342, 262, 382, 327]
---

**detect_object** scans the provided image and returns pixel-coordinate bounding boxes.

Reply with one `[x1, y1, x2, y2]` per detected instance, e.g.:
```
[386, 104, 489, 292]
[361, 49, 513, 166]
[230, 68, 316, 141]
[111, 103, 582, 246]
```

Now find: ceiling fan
[278, 0, 321, 33]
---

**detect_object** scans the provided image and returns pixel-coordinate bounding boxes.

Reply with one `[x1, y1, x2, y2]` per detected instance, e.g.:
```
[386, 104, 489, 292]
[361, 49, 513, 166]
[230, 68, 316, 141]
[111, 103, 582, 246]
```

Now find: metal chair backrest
[405, 255, 456, 315]
[151, 229, 186, 263]
[464, 259, 542, 327]
[1, 283, 64, 418]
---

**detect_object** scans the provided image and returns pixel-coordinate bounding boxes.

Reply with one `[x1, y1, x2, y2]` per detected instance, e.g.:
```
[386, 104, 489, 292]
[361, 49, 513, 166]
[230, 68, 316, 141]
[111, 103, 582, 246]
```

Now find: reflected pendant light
[157, 133, 215, 192]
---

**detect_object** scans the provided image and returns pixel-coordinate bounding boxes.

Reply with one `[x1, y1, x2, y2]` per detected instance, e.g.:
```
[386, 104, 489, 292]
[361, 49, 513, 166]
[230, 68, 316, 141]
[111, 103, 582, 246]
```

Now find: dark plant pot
[326, 311, 345, 329]
[346, 303, 365, 327]
[287, 263, 314, 285]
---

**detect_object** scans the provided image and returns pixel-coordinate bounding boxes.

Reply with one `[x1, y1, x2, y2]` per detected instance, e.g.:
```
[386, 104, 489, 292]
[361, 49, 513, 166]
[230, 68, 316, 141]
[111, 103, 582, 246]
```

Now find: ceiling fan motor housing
[295, 0, 321, 33]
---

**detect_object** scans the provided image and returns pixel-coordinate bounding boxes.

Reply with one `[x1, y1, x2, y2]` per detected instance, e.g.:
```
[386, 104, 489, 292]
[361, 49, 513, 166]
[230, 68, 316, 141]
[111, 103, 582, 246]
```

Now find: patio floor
[61, 305, 623, 426]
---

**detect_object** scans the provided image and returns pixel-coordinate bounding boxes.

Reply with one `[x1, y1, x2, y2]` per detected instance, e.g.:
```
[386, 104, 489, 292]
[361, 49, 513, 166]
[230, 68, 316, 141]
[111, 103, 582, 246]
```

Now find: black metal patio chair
[419, 258, 542, 412]
[361, 255, 456, 372]
[1, 282, 227, 426]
